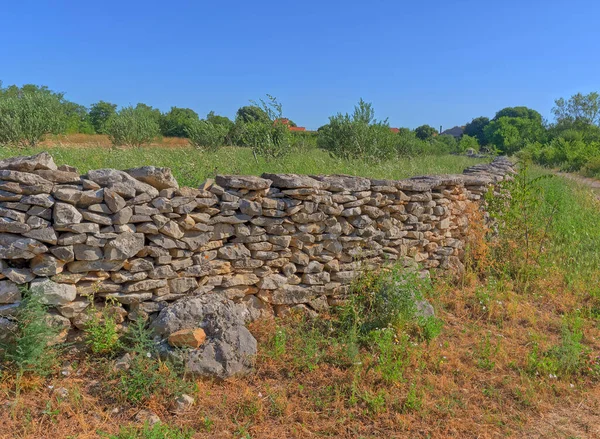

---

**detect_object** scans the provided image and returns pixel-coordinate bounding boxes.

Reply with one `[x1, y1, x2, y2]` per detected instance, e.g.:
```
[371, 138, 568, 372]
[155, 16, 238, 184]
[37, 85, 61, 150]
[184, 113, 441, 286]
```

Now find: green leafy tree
[106, 106, 160, 147]
[457, 134, 479, 153]
[552, 92, 600, 127]
[0, 91, 66, 147]
[206, 111, 234, 130]
[135, 103, 162, 126]
[63, 101, 95, 134]
[464, 117, 490, 145]
[186, 120, 229, 151]
[414, 124, 437, 140]
[235, 95, 291, 159]
[89, 100, 117, 134]
[235, 105, 270, 124]
[494, 106, 543, 124]
[159, 107, 199, 137]
[484, 116, 545, 155]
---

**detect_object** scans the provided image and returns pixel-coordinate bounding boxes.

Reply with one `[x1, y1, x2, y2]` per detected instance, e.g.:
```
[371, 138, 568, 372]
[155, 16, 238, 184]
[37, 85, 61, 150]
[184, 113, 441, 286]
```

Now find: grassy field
[0, 144, 485, 187]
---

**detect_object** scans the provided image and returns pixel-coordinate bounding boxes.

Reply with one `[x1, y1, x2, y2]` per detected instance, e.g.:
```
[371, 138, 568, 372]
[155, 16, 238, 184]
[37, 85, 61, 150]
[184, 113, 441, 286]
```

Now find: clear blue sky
[1, 0, 599, 130]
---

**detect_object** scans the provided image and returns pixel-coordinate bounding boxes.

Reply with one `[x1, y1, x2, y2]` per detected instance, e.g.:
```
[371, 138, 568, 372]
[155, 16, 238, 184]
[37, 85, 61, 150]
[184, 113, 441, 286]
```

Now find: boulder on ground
[152, 294, 257, 379]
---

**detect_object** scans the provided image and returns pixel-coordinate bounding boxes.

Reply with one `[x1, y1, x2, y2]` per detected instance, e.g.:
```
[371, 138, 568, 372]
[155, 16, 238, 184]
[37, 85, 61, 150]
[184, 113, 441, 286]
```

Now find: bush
[159, 107, 199, 138]
[340, 265, 441, 341]
[581, 156, 600, 178]
[0, 91, 65, 147]
[318, 99, 398, 161]
[457, 134, 480, 153]
[0, 290, 61, 377]
[84, 305, 121, 355]
[114, 318, 193, 404]
[186, 120, 228, 151]
[106, 106, 160, 147]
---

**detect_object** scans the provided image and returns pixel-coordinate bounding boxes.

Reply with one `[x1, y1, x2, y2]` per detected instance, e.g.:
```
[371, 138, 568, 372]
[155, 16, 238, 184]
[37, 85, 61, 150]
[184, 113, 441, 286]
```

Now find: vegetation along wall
[0, 152, 514, 336]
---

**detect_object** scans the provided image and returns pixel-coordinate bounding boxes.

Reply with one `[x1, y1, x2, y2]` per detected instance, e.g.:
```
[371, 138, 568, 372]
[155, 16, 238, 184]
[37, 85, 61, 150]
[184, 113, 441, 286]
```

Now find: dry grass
[1, 267, 599, 438]
[40, 133, 190, 149]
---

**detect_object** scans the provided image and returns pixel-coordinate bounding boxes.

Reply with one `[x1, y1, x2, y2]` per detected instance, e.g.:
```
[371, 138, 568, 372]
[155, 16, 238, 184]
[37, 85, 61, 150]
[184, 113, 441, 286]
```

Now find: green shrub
[84, 306, 121, 355]
[186, 120, 228, 151]
[0, 91, 65, 147]
[457, 134, 480, 153]
[581, 156, 600, 177]
[341, 266, 439, 337]
[114, 318, 192, 404]
[318, 99, 398, 161]
[0, 290, 61, 377]
[106, 106, 160, 147]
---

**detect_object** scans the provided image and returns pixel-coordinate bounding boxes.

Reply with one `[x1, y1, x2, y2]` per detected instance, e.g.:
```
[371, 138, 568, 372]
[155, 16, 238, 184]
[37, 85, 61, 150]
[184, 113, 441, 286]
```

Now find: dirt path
[557, 171, 600, 199]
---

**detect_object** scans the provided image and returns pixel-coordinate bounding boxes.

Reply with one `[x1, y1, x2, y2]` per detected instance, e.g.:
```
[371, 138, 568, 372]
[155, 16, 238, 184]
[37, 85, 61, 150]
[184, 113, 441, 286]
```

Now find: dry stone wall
[0, 152, 514, 333]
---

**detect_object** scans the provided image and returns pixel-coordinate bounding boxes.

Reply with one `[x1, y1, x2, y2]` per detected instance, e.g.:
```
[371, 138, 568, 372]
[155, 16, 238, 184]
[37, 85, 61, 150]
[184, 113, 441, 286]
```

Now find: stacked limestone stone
[0, 152, 514, 333]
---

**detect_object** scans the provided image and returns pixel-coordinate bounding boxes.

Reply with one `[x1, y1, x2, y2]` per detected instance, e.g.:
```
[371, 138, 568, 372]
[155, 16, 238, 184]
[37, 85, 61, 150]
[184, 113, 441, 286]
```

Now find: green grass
[0, 146, 486, 187]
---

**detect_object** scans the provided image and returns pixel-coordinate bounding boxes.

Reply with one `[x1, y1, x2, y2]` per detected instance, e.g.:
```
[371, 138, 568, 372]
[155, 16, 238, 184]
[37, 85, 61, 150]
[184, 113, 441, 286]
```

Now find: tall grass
[0, 145, 485, 187]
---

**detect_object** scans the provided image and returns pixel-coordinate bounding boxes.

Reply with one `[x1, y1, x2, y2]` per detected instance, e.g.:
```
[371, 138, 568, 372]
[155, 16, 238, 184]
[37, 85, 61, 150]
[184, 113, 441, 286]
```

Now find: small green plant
[368, 328, 407, 384]
[402, 382, 423, 413]
[84, 306, 121, 355]
[102, 422, 194, 439]
[1, 289, 61, 377]
[114, 318, 192, 404]
[186, 120, 228, 151]
[106, 106, 160, 147]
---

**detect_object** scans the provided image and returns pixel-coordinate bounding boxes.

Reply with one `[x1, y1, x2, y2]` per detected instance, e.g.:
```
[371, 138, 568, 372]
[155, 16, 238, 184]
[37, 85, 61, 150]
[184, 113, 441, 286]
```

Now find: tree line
[1, 81, 600, 172]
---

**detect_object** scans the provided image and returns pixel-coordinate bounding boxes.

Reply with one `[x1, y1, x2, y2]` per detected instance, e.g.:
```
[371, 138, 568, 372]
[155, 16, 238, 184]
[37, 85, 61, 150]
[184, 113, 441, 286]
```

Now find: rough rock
[168, 328, 206, 348]
[30, 278, 77, 305]
[126, 166, 179, 190]
[152, 294, 257, 378]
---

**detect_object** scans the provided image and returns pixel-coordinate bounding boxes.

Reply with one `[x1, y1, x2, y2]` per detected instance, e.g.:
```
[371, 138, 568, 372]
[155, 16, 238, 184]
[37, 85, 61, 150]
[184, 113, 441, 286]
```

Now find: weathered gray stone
[0, 152, 57, 172]
[67, 260, 125, 273]
[86, 168, 159, 197]
[30, 278, 77, 305]
[0, 233, 48, 259]
[31, 254, 64, 276]
[126, 166, 179, 190]
[261, 173, 321, 189]
[53, 202, 82, 225]
[23, 227, 57, 245]
[152, 294, 257, 378]
[0, 280, 21, 304]
[215, 175, 271, 190]
[104, 233, 145, 260]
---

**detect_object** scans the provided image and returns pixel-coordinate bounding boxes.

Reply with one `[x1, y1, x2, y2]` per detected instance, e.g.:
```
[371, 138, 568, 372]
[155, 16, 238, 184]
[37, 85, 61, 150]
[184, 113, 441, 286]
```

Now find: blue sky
[1, 0, 599, 130]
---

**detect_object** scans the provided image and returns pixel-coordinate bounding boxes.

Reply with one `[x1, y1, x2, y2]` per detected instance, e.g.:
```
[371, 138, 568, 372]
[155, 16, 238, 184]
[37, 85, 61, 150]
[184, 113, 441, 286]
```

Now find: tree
[235, 105, 270, 124]
[236, 96, 291, 159]
[135, 103, 162, 126]
[0, 90, 66, 147]
[62, 101, 95, 134]
[89, 101, 117, 134]
[464, 117, 490, 145]
[457, 134, 479, 153]
[414, 124, 437, 140]
[105, 106, 160, 147]
[159, 107, 199, 137]
[552, 92, 600, 126]
[494, 106, 543, 124]
[206, 111, 234, 130]
[484, 116, 545, 155]
[186, 120, 228, 151]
